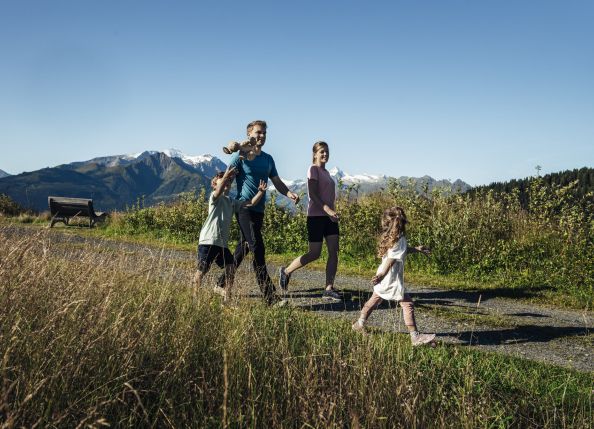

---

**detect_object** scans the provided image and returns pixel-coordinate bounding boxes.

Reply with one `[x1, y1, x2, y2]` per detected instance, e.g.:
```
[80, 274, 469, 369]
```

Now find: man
[217, 120, 299, 305]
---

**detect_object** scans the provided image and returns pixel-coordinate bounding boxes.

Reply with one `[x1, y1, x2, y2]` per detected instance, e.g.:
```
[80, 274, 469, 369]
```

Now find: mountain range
[0, 150, 470, 212]
[0, 169, 10, 179]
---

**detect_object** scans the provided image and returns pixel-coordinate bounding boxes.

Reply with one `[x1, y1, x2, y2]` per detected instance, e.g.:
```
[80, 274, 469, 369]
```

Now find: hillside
[0, 169, 10, 178]
[0, 151, 225, 212]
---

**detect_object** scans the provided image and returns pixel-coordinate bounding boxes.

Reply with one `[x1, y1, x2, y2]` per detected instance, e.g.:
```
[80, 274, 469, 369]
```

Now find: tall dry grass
[0, 227, 591, 427]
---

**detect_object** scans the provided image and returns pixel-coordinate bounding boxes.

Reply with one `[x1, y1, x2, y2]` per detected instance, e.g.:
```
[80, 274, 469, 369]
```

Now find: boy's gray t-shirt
[198, 193, 243, 248]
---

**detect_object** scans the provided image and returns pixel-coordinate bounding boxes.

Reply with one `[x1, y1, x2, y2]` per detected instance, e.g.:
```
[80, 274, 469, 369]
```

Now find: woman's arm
[308, 178, 339, 222]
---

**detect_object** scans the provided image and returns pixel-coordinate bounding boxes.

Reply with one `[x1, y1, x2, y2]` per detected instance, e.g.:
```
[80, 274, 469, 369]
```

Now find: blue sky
[1, 0, 592, 185]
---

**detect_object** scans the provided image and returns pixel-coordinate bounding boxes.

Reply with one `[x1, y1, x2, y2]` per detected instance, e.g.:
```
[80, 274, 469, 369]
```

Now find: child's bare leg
[193, 270, 204, 300]
[285, 242, 323, 274]
[324, 235, 339, 291]
[223, 264, 236, 302]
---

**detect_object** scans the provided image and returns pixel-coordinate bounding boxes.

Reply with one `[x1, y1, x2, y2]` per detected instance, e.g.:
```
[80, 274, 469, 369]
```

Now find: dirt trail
[282, 270, 592, 372]
[5, 225, 592, 372]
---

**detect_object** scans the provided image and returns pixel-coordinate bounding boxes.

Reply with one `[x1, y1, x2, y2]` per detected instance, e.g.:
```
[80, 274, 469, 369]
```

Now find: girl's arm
[407, 245, 431, 256]
[212, 166, 236, 200]
[242, 180, 268, 208]
[308, 177, 339, 222]
[371, 258, 397, 285]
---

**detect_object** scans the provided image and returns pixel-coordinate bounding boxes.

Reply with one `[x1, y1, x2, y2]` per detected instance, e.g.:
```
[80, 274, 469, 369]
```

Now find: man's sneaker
[273, 299, 289, 308]
[278, 267, 291, 291]
[323, 289, 342, 301]
[212, 285, 226, 298]
[267, 293, 289, 308]
[352, 321, 368, 336]
[411, 332, 436, 347]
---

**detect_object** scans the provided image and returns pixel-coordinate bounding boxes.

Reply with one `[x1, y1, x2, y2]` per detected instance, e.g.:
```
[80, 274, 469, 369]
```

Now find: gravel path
[280, 268, 593, 372]
[5, 225, 593, 372]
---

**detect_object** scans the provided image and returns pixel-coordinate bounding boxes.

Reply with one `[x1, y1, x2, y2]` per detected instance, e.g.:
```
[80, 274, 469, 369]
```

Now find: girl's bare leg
[285, 241, 323, 274]
[324, 234, 339, 291]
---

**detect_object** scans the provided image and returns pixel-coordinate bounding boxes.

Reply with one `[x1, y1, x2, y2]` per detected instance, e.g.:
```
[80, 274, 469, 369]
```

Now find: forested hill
[471, 167, 593, 202]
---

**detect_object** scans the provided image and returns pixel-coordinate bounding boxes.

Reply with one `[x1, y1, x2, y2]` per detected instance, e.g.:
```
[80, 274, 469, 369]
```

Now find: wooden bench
[48, 196, 108, 228]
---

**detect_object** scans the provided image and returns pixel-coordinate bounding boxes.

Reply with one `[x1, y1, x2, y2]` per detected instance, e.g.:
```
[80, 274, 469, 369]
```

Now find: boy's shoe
[411, 333, 436, 347]
[212, 285, 226, 298]
[352, 321, 368, 336]
[278, 267, 291, 291]
[323, 289, 342, 301]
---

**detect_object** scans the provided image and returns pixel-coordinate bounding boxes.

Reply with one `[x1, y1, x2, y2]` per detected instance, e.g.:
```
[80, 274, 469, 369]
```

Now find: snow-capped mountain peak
[328, 166, 344, 179]
[160, 148, 216, 167]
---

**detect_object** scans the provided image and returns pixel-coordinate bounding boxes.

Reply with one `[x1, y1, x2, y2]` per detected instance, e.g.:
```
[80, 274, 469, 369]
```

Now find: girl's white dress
[373, 236, 407, 301]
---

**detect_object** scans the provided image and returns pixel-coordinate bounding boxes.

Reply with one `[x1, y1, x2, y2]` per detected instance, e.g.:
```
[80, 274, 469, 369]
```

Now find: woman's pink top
[307, 165, 336, 217]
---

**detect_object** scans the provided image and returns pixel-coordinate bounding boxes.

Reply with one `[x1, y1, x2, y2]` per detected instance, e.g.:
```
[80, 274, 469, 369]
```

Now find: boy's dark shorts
[307, 216, 340, 242]
[197, 244, 234, 273]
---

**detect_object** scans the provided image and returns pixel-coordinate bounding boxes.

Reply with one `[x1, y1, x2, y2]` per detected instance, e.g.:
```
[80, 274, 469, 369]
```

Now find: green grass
[5, 217, 590, 311]
[0, 226, 592, 427]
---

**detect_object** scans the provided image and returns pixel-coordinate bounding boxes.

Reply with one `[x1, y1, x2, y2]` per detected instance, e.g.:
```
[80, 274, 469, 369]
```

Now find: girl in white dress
[352, 206, 436, 346]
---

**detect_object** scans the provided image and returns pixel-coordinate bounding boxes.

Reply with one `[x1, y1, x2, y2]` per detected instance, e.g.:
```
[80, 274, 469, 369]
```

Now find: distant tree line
[470, 167, 594, 209]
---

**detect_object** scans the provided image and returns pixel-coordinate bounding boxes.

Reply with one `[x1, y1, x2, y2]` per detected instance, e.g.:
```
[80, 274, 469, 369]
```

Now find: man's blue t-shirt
[230, 151, 278, 213]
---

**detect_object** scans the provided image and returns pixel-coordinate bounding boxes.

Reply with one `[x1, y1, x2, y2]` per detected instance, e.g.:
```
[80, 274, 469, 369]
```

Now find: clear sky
[1, 0, 592, 185]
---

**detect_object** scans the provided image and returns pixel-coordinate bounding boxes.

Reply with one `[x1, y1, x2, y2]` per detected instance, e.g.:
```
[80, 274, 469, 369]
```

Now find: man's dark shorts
[197, 244, 234, 273]
[306, 216, 340, 242]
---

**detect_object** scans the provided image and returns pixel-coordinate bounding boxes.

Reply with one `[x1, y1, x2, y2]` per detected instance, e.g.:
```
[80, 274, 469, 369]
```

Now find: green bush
[105, 179, 594, 308]
[0, 193, 25, 217]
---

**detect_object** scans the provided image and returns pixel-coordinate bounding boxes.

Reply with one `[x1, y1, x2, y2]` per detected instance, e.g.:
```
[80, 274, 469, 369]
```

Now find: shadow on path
[450, 325, 591, 346]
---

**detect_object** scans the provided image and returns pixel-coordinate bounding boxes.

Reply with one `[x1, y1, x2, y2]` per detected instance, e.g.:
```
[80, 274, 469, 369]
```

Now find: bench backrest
[48, 196, 95, 217]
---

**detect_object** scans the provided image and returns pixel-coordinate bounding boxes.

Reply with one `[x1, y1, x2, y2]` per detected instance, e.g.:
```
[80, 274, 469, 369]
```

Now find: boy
[193, 166, 267, 302]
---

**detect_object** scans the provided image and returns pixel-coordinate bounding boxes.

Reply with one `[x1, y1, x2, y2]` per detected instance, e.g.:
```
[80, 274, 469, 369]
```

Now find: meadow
[0, 228, 592, 428]
[97, 176, 594, 309]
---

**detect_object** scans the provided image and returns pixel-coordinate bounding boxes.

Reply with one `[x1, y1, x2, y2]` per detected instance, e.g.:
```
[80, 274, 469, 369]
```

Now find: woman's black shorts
[197, 244, 234, 273]
[307, 216, 340, 242]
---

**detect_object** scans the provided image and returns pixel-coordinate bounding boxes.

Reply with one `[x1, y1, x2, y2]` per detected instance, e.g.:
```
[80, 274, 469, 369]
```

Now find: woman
[279, 141, 341, 300]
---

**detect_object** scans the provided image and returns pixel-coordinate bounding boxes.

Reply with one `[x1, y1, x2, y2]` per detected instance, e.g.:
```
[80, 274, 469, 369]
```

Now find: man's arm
[270, 176, 300, 204]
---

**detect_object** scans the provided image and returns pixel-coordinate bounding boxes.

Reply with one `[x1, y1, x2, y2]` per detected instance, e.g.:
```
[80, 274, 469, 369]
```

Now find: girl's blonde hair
[312, 141, 329, 163]
[377, 206, 408, 257]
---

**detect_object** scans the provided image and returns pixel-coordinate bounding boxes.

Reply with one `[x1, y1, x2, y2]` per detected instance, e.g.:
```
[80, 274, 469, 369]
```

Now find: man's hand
[287, 191, 300, 205]
[258, 180, 268, 192]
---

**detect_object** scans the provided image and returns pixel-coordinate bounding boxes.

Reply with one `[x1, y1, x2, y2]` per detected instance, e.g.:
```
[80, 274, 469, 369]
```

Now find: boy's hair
[312, 141, 329, 163]
[377, 206, 408, 257]
[247, 120, 267, 134]
[211, 171, 225, 189]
